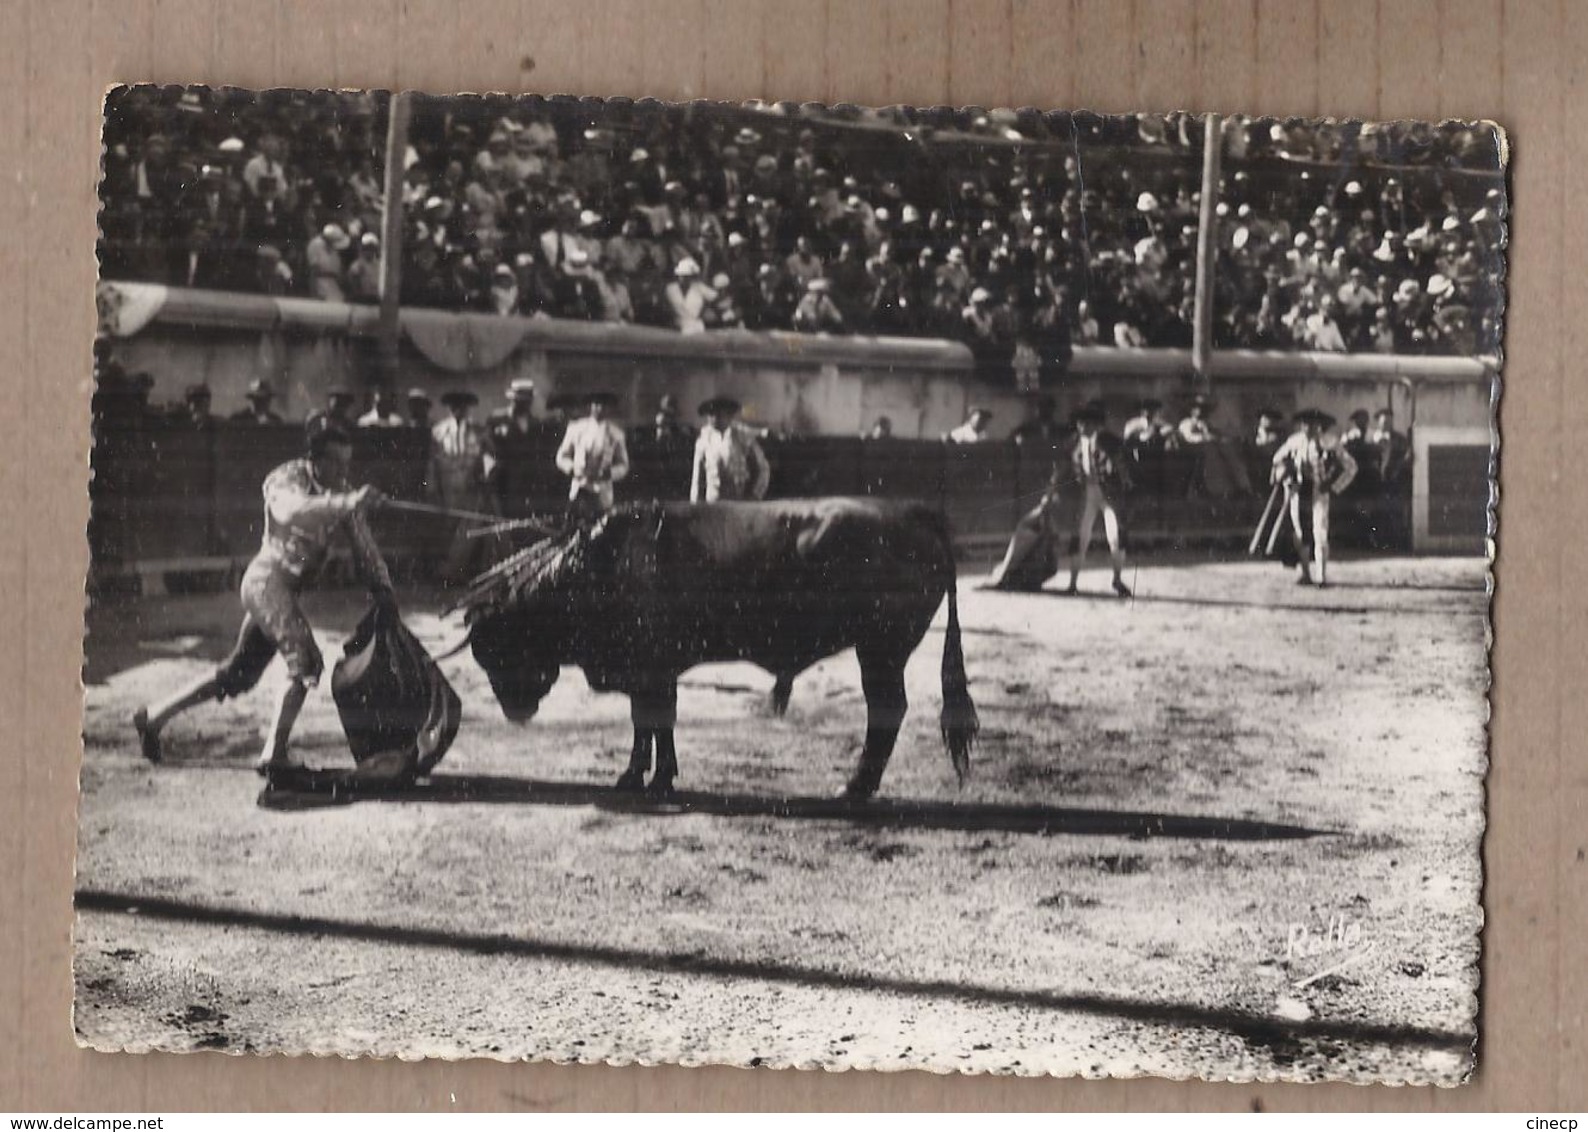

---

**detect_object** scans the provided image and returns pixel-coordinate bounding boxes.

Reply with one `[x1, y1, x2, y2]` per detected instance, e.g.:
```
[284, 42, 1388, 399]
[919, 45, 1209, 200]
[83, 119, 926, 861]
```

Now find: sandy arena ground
[73, 554, 1488, 1084]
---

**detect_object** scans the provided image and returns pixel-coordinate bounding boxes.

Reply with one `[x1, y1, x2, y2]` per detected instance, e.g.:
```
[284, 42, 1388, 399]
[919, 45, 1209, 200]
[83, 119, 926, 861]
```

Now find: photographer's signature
[1284, 914, 1377, 988]
[1238, 913, 1377, 988]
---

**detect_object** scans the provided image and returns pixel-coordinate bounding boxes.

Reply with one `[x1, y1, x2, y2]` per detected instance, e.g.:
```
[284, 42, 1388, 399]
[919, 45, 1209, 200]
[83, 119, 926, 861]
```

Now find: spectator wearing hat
[1247, 405, 1290, 491]
[474, 129, 514, 186]
[507, 127, 552, 188]
[571, 209, 607, 265]
[566, 130, 616, 205]
[427, 389, 497, 583]
[122, 133, 183, 283]
[555, 391, 630, 524]
[1365, 407, 1414, 548]
[1113, 315, 1147, 349]
[1335, 267, 1380, 345]
[1369, 409, 1410, 487]
[792, 277, 845, 333]
[1062, 402, 1133, 599]
[704, 143, 747, 210]
[489, 379, 551, 517]
[1302, 295, 1349, 352]
[647, 181, 694, 253]
[357, 387, 406, 428]
[825, 239, 870, 326]
[935, 246, 972, 305]
[231, 379, 284, 425]
[605, 213, 661, 312]
[1427, 275, 1475, 355]
[555, 247, 614, 321]
[748, 152, 783, 202]
[251, 243, 295, 296]
[1341, 408, 1371, 448]
[926, 272, 969, 337]
[743, 262, 796, 331]
[307, 386, 359, 435]
[181, 383, 217, 429]
[1270, 409, 1357, 586]
[538, 205, 584, 272]
[1122, 398, 1174, 453]
[784, 236, 825, 291]
[242, 174, 294, 267]
[703, 272, 742, 329]
[647, 393, 697, 455]
[486, 378, 537, 430]
[346, 232, 382, 302]
[346, 156, 385, 227]
[488, 262, 521, 316]
[863, 241, 910, 333]
[947, 407, 993, 445]
[606, 211, 656, 271]
[960, 286, 998, 345]
[181, 163, 244, 290]
[405, 388, 433, 431]
[1337, 408, 1378, 512]
[664, 258, 717, 333]
[305, 224, 351, 301]
[690, 397, 771, 503]
[1253, 406, 1288, 453]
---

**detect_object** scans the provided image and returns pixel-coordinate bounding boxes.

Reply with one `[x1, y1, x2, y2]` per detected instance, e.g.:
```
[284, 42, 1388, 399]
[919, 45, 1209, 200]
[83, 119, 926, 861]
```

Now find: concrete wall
[100, 284, 1495, 442]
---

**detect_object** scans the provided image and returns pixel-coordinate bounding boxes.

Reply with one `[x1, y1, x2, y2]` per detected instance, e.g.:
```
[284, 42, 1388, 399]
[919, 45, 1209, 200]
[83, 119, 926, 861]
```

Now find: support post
[377, 90, 413, 390]
[1191, 113, 1222, 388]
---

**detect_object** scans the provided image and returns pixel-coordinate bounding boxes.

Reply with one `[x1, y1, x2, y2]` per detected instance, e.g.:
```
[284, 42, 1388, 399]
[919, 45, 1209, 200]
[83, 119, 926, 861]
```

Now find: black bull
[463, 499, 979, 798]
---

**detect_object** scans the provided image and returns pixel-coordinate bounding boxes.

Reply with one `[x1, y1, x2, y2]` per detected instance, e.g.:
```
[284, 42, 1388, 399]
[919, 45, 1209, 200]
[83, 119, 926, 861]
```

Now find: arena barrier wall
[87, 418, 1421, 593]
[92, 283, 1491, 571]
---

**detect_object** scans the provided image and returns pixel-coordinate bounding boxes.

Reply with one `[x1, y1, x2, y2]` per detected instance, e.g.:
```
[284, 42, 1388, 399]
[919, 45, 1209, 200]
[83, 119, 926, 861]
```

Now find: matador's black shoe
[1112, 578, 1133, 599]
[132, 708, 161, 764]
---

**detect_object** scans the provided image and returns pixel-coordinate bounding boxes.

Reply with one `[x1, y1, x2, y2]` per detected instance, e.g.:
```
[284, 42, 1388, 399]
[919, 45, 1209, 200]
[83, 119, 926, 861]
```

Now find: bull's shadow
[260, 770, 1332, 842]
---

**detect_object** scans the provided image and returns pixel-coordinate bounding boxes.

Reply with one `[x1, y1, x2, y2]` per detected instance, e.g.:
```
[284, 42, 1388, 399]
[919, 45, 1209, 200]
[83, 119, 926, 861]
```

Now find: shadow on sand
[252, 769, 1332, 842]
[1013, 587, 1480, 617]
[74, 887, 1471, 1058]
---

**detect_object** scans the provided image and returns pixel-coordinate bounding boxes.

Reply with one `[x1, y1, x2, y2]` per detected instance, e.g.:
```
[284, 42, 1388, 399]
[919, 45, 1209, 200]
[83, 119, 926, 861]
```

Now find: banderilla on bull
[380, 498, 563, 542]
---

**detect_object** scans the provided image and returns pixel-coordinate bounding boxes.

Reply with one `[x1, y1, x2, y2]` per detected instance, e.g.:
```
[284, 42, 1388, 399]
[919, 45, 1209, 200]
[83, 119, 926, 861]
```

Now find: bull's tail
[939, 579, 979, 784]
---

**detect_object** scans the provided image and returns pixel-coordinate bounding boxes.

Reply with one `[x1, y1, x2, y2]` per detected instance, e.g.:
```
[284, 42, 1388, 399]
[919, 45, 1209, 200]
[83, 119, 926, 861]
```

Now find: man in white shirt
[1074, 300, 1101, 345]
[241, 134, 287, 199]
[1176, 395, 1216, 446]
[1335, 267, 1380, 340]
[947, 407, 992, 444]
[1271, 409, 1358, 587]
[357, 387, 405, 428]
[1303, 297, 1349, 352]
[305, 224, 351, 302]
[555, 391, 630, 525]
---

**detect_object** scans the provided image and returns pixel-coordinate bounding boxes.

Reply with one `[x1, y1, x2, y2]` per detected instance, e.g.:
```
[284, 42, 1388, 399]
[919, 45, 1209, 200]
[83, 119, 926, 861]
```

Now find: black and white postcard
[79, 87, 1503, 1084]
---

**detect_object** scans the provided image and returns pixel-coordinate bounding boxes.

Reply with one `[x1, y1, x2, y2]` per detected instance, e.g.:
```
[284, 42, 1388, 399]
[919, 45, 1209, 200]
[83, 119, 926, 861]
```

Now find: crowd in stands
[100, 87, 1505, 366]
